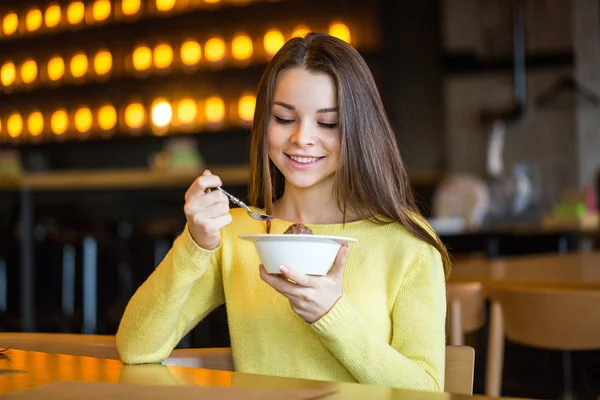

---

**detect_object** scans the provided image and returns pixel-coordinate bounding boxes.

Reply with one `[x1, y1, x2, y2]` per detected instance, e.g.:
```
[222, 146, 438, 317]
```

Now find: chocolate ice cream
[283, 223, 313, 235]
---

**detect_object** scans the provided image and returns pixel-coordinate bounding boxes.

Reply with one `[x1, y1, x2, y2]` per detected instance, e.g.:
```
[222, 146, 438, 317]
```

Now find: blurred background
[0, 0, 599, 398]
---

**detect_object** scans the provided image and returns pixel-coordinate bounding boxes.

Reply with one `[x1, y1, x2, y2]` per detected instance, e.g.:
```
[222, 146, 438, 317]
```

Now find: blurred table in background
[450, 251, 600, 291]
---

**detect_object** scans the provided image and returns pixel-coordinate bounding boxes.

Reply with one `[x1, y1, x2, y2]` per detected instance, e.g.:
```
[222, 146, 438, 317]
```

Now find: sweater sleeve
[116, 225, 225, 364]
[309, 244, 447, 391]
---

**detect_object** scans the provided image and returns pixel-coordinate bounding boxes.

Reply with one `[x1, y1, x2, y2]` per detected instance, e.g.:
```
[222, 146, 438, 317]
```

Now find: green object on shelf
[552, 202, 587, 218]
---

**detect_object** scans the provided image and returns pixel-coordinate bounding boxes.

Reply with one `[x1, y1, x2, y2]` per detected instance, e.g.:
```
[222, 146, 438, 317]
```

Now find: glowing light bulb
[328, 22, 351, 43]
[205, 38, 225, 62]
[264, 30, 284, 56]
[205, 96, 225, 123]
[181, 40, 201, 66]
[232, 34, 253, 60]
[238, 94, 256, 122]
[151, 100, 172, 127]
[3, 13, 18, 36]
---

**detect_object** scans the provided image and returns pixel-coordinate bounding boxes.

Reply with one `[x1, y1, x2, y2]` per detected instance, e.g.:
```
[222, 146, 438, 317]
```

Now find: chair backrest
[444, 345, 475, 395]
[0, 332, 119, 359]
[488, 286, 600, 350]
[446, 282, 486, 345]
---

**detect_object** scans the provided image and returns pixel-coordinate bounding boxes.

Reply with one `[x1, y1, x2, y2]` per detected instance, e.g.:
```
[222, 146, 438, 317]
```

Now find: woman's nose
[290, 122, 316, 147]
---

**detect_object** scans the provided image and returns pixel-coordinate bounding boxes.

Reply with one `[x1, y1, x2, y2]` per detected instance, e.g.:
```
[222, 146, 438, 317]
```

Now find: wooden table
[0, 349, 522, 399]
[449, 251, 600, 290]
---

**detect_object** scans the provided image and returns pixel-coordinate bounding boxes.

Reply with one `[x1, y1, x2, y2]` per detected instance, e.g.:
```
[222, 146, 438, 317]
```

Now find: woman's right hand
[184, 169, 232, 250]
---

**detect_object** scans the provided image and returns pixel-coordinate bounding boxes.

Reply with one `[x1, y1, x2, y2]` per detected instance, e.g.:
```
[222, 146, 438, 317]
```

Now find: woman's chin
[283, 173, 334, 191]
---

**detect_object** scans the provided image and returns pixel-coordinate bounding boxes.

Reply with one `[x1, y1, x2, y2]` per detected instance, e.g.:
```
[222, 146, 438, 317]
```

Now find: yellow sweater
[116, 207, 447, 391]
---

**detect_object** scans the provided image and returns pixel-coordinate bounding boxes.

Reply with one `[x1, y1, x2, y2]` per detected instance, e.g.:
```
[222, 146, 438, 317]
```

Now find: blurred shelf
[0, 166, 443, 191]
[443, 51, 574, 76]
[0, 164, 249, 191]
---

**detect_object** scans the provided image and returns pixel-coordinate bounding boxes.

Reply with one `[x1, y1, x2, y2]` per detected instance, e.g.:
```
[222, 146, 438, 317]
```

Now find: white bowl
[238, 234, 358, 275]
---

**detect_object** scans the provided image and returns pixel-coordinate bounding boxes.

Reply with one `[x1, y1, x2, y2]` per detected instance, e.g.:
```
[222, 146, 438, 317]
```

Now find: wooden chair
[0, 333, 474, 395]
[444, 345, 475, 395]
[485, 286, 600, 398]
[446, 282, 486, 345]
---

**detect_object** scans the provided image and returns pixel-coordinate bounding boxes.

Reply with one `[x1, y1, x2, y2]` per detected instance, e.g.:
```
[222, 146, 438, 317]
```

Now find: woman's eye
[274, 116, 294, 125]
[318, 122, 339, 129]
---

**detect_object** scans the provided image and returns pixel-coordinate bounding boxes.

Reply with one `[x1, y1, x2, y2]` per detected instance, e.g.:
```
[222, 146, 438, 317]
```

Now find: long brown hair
[249, 33, 451, 279]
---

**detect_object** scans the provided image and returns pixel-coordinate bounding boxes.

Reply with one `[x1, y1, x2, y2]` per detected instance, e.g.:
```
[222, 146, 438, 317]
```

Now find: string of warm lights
[0, 92, 257, 142]
[0, 21, 352, 93]
[0, 0, 274, 40]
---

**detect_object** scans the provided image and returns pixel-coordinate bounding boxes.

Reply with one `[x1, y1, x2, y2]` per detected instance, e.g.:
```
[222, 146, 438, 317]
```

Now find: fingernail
[344, 245, 349, 254]
[279, 265, 288, 274]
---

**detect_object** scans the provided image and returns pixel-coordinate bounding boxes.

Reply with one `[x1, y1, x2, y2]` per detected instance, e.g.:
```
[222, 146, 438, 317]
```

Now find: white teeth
[289, 155, 320, 164]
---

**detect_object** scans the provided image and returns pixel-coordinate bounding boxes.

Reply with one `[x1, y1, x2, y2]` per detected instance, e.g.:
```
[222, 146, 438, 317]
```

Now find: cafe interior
[1, 0, 599, 399]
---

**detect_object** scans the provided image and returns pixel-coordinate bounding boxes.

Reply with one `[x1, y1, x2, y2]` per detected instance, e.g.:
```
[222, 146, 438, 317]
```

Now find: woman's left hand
[259, 244, 349, 324]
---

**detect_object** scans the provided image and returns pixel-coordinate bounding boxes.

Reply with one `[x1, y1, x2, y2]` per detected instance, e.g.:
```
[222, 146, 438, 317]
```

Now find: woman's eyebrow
[273, 101, 337, 114]
[273, 101, 294, 110]
[317, 107, 337, 113]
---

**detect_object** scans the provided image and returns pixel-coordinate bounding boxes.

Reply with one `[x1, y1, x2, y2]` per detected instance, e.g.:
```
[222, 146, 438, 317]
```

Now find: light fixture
[181, 40, 201, 66]
[232, 34, 253, 60]
[25, 9, 43, 32]
[124, 102, 145, 129]
[93, 50, 112, 76]
[70, 53, 88, 78]
[292, 25, 310, 38]
[67, 2, 85, 25]
[156, 0, 176, 12]
[21, 60, 38, 84]
[264, 30, 285, 56]
[2, 13, 19, 36]
[47, 56, 65, 81]
[51, 109, 68, 135]
[205, 96, 225, 124]
[92, 0, 112, 22]
[45, 4, 62, 28]
[7, 113, 23, 138]
[238, 94, 256, 122]
[176, 98, 197, 126]
[205, 37, 225, 63]
[132, 46, 152, 71]
[122, 0, 141, 16]
[27, 112, 44, 137]
[151, 100, 172, 127]
[1, 62, 16, 86]
[328, 22, 351, 43]
[153, 44, 173, 69]
[98, 104, 117, 132]
[74, 107, 93, 133]
[151, 99, 172, 135]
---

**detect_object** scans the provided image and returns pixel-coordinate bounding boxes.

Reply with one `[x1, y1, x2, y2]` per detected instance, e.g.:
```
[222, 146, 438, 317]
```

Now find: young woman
[116, 33, 452, 392]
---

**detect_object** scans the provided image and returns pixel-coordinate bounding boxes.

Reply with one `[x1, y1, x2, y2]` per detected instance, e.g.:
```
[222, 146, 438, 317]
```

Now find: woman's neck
[272, 183, 358, 224]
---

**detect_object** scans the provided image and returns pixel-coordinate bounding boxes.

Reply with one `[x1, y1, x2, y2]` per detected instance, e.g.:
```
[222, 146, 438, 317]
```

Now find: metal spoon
[215, 187, 274, 221]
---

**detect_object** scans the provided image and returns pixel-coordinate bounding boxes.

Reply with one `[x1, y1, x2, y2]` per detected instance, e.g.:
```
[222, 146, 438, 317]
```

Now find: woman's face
[267, 67, 341, 192]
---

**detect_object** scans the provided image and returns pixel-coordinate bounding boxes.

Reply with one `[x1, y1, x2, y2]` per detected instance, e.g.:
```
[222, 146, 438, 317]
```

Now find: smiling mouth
[285, 154, 325, 164]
